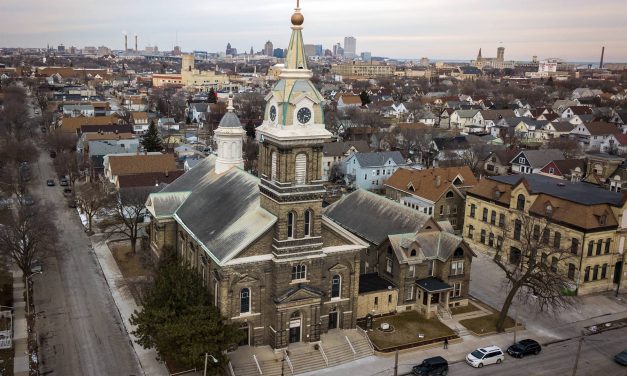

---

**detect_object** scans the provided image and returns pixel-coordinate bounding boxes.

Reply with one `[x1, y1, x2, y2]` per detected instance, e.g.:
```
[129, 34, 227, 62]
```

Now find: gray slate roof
[511, 149, 565, 168]
[353, 151, 406, 168]
[388, 231, 467, 265]
[324, 189, 432, 245]
[322, 141, 370, 157]
[149, 157, 276, 264]
[218, 111, 242, 128]
[489, 174, 624, 206]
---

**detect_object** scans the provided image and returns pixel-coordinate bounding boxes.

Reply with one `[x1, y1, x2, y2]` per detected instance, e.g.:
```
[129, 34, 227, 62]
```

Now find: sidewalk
[11, 268, 29, 376]
[91, 238, 169, 376]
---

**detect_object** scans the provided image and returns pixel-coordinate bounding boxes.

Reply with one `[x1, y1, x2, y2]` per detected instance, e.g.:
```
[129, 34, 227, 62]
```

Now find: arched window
[287, 212, 295, 239]
[331, 275, 341, 298]
[446, 191, 454, 199]
[453, 248, 464, 258]
[295, 154, 307, 185]
[271, 151, 277, 181]
[292, 264, 307, 280]
[304, 210, 312, 237]
[240, 288, 250, 314]
[517, 194, 525, 210]
[410, 249, 417, 257]
[231, 141, 237, 158]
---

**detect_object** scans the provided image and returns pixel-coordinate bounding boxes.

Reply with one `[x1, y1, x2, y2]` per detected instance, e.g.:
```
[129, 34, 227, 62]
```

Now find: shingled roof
[107, 153, 178, 176]
[385, 166, 478, 202]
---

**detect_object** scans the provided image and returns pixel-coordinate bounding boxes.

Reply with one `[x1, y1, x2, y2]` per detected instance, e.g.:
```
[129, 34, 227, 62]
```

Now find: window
[451, 260, 464, 275]
[497, 236, 503, 248]
[470, 204, 476, 218]
[601, 264, 608, 279]
[551, 257, 558, 273]
[489, 233, 495, 247]
[584, 266, 590, 282]
[509, 247, 522, 264]
[388, 294, 392, 304]
[514, 219, 522, 241]
[405, 285, 414, 301]
[240, 288, 250, 314]
[304, 210, 312, 237]
[587, 241, 594, 257]
[480, 229, 486, 243]
[271, 151, 277, 181]
[386, 258, 393, 274]
[548, 167, 555, 174]
[533, 225, 540, 241]
[446, 191, 454, 199]
[517, 194, 525, 210]
[452, 206, 457, 215]
[568, 263, 576, 280]
[428, 260, 435, 276]
[331, 275, 341, 298]
[410, 249, 417, 257]
[605, 238, 611, 254]
[542, 229, 550, 244]
[292, 264, 306, 280]
[453, 248, 464, 258]
[554, 232, 561, 248]
[440, 206, 444, 216]
[409, 265, 416, 277]
[541, 252, 548, 265]
[570, 238, 579, 255]
[490, 211, 496, 225]
[287, 212, 295, 239]
[596, 240, 602, 256]
[519, 157, 526, 164]
[593, 265, 599, 280]
[482, 208, 488, 222]
[374, 297, 379, 306]
[468, 225, 474, 239]
[499, 213, 505, 228]
[452, 283, 462, 298]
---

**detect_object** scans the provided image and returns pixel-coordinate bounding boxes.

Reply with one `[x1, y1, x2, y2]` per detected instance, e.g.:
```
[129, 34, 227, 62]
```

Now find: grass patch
[450, 303, 480, 316]
[459, 313, 519, 335]
[367, 311, 455, 350]
[109, 240, 154, 302]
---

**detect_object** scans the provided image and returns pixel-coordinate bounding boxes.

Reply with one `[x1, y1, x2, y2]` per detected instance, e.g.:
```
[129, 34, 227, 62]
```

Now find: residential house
[157, 117, 180, 132]
[187, 102, 210, 124]
[542, 121, 575, 139]
[600, 133, 627, 155]
[552, 99, 580, 114]
[337, 94, 362, 109]
[449, 109, 483, 131]
[570, 122, 620, 151]
[321, 141, 371, 181]
[561, 106, 592, 120]
[510, 149, 565, 174]
[465, 173, 627, 295]
[58, 115, 120, 134]
[116, 170, 185, 190]
[483, 149, 518, 176]
[62, 104, 95, 117]
[480, 110, 515, 134]
[103, 153, 178, 186]
[385, 166, 478, 233]
[415, 110, 438, 126]
[324, 190, 475, 318]
[584, 153, 625, 186]
[131, 112, 150, 134]
[343, 151, 407, 191]
[538, 159, 586, 181]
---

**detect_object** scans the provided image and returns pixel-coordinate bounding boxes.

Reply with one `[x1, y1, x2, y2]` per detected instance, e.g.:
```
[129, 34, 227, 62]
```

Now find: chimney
[600, 46, 605, 69]
[124, 34, 128, 52]
[434, 175, 441, 187]
[165, 169, 169, 177]
[135, 35, 138, 52]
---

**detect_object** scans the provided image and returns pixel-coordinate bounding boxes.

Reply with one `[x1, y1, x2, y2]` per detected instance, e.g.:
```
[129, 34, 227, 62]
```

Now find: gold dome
[291, 12, 304, 26]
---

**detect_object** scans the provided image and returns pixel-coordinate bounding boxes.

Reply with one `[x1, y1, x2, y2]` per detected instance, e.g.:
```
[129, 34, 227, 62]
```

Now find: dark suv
[507, 339, 541, 358]
[412, 356, 448, 376]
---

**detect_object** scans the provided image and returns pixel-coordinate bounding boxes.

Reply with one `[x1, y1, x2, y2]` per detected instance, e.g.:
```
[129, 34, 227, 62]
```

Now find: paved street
[30, 144, 141, 375]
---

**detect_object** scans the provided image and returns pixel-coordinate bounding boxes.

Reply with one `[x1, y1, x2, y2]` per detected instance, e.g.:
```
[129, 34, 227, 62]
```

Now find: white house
[449, 109, 483, 131]
[131, 112, 150, 134]
[571, 122, 621, 150]
[510, 149, 565, 174]
[322, 141, 370, 181]
[63, 104, 95, 117]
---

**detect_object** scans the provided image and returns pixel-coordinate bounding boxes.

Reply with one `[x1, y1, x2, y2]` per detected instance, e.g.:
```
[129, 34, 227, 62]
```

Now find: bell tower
[256, 1, 332, 259]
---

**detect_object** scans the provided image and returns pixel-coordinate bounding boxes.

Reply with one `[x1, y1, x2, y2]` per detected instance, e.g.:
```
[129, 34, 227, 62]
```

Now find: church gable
[274, 285, 324, 304]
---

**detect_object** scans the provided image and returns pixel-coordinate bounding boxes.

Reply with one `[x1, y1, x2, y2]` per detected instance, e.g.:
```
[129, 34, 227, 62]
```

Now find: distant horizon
[1, 0, 626, 62]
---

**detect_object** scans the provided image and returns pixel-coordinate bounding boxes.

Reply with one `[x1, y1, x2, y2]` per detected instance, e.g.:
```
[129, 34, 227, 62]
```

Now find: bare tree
[76, 181, 112, 233]
[491, 210, 577, 332]
[100, 187, 153, 254]
[0, 204, 58, 276]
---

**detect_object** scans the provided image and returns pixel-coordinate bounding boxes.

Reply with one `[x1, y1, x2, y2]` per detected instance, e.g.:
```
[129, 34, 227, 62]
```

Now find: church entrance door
[328, 310, 339, 330]
[238, 323, 249, 346]
[289, 312, 301, 343]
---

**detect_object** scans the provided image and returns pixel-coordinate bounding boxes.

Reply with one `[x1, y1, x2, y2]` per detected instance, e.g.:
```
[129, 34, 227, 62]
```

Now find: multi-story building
[263, 40, 273, 56]
[464, 174, 627, 295]
[385, 166, 478, 233]
[331, 62, 395, 77]
[343, 151, 407, 191]
[344, 36, 356, 59]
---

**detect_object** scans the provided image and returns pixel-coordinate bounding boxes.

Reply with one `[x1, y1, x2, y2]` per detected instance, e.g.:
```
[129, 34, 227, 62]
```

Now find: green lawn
[367, 311, 455, 350]
[459, 313, 520, 335]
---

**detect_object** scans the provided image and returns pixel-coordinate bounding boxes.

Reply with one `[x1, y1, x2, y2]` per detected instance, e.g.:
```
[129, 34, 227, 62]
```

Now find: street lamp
[203, 353, 218, 376]
[25, 271, 42, 316]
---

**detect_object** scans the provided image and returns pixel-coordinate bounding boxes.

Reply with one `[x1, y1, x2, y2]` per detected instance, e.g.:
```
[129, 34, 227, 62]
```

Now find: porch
[415, 277, 453, 319]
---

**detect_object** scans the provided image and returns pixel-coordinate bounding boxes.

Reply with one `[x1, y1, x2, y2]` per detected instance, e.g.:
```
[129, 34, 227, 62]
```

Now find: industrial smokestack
[600, 46, 605, 69]
[124, 34, 128, 52]
[135, 35, 138, 52]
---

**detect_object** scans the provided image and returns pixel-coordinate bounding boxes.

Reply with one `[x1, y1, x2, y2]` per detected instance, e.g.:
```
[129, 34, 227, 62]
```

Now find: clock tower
[256, 1, 332, 259]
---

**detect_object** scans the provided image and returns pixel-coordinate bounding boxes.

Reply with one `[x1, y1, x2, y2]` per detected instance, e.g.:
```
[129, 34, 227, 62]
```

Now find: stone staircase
[437, 305, 452, 320]
[228, 329, 375, 376]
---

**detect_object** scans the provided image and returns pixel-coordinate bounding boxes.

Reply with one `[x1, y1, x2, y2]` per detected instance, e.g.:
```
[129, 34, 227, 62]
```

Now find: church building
[146, 3, 367, 349]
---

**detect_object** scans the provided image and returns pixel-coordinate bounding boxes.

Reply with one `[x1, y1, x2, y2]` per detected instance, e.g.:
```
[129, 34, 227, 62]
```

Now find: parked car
[466, 346, 504, 368]
[63, 188, 73, 197]
[507, 339, 541, 358]
[46, 179, 55, 186]
[49, 150, 56, 158]
[59, 177, 69, 187]
[412, 356, 448, 376]
[615, 349, 627, 366]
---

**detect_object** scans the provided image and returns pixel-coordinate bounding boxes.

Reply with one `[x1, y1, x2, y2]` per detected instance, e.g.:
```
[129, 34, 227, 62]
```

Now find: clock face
[297, 107, 312, 124]
[269, 105, 277, 122]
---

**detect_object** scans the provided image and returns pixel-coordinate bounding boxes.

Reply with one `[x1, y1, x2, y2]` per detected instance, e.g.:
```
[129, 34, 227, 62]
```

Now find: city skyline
[1, 0, 626, 62]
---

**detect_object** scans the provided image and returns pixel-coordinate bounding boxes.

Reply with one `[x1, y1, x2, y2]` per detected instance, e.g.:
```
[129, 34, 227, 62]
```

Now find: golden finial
[291, 0, 304, 26]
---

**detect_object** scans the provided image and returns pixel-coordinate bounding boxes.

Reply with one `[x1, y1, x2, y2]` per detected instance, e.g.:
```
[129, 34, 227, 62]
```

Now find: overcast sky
[1, 0, 626, 62]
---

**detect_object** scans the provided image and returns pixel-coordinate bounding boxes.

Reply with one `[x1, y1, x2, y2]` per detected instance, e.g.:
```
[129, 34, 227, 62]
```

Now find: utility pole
[393, 350, 399, 376]
[572, 330, 585, 376]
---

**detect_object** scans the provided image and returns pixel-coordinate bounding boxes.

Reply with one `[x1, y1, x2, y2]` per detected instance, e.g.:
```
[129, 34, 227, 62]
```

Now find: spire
[227, 87, 234, 112]
[477, 48, 482, 60]
[285, 0, 308, 71]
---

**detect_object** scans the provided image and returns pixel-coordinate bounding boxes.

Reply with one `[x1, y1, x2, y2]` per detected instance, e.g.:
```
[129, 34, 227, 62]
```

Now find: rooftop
[358, 273, 397, 294]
